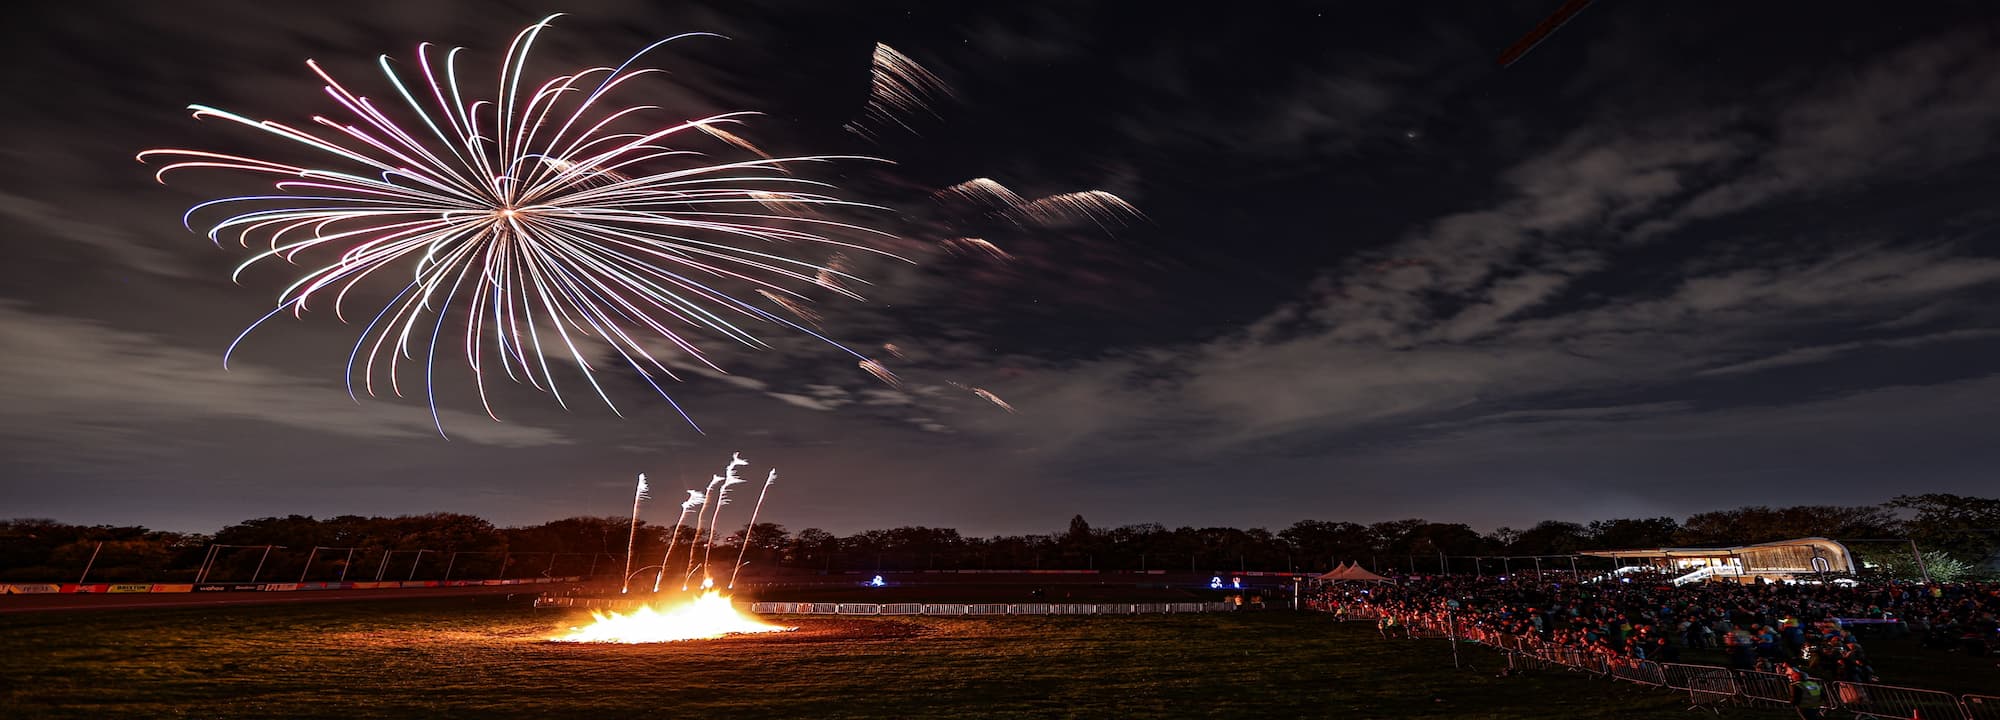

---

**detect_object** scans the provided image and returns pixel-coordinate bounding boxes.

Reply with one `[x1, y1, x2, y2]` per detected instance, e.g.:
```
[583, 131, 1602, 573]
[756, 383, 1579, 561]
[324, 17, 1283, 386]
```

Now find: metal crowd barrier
[1833, 681, 1972, 720]
[1964, 694, 2000, 720]
[1660, 663, 1737, 709]
[1608, 659, 1666, 687]
[1731, 669, 1794, 708]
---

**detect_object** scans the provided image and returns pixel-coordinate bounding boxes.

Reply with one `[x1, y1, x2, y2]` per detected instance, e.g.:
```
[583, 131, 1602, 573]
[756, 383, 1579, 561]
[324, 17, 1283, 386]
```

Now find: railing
[1731, 669, 1794, 708]
[1660, 662, 1738, 710]
[749, 601, 1236, 616]
[1963, 694, 2000, 720]
[1834, 681, 1973, 720]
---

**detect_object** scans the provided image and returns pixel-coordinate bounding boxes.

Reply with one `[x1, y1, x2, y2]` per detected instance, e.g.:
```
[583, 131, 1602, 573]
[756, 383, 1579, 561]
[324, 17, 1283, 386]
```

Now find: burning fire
[552, 590, 794, 644]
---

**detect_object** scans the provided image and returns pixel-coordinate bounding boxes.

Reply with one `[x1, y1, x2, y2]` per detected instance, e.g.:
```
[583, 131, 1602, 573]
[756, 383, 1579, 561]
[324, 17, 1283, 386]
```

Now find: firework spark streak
[728, 469, 777, 589]
[682, 473, 726, 590]
[846, 43, 952, 138]
[858, 358, 903, 390]
[696, 453, 750, 587]
[137, 15, 909, 436]
[971, 387, 1016, 413]
[651, 489, 706, 593]
[621, 473, 648, 594]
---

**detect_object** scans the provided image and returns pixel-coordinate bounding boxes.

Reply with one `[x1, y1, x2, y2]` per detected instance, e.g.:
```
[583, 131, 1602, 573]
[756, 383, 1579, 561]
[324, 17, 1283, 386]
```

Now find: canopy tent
[1313, 562, 1393, 583]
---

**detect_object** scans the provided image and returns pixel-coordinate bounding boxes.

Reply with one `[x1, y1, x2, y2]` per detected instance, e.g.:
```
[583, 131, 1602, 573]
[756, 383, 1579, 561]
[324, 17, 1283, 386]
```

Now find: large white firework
[138, 15, 907, 435]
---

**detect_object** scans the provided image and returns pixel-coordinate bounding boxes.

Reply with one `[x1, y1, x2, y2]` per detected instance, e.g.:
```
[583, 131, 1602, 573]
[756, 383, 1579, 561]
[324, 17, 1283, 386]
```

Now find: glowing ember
[552, 591, 793, 644]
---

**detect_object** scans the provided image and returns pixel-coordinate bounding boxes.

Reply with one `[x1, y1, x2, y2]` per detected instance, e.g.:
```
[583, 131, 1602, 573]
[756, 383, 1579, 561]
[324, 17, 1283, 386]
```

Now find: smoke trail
[698, 453, 750, 586]
[681, 474, 725, 590]
[620, 473, 648, 594]
[729, 470, 778, 589]
[651, 490, 705, 592]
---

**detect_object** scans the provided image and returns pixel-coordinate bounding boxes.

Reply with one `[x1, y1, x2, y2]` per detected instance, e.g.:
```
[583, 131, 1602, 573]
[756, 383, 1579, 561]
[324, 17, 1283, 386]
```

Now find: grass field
[0, 596, 1797, 719]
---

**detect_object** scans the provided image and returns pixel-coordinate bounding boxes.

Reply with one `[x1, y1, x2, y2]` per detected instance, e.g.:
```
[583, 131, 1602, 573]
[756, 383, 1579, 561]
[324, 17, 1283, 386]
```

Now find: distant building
[1581, 537, 1856, 585]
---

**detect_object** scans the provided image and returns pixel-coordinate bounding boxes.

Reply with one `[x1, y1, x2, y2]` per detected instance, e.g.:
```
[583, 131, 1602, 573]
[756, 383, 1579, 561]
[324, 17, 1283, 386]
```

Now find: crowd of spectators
[1308, 572, 1999, 683]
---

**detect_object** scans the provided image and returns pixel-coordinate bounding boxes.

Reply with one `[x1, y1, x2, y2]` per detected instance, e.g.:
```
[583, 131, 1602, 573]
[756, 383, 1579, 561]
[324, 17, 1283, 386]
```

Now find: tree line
[3, 494, 1994, 583]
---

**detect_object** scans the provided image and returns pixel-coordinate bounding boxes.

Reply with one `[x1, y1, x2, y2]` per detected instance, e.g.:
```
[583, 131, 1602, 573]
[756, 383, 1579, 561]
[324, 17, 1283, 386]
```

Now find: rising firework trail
[696, 453, 750, 587]
[137, 15, 910, 436]
[681, 473, 726, 591]
[651, 489, 705, 593]
[621, 473, 648, 594]
[728, 469, 777, 589]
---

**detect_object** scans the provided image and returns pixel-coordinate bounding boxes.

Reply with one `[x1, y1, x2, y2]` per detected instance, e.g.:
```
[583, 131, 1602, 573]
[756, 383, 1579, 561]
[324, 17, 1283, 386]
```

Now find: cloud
[0, 303, 569, 452]
[0, 191, 195, 278]
[1699, 328, 2000, 376]
[1647, 27, 2000, 235]
[968, 26, 2000, 468]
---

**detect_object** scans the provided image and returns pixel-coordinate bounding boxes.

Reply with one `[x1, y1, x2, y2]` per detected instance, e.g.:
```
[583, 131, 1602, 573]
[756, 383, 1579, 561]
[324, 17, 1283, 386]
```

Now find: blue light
[867, 575, 885, 587]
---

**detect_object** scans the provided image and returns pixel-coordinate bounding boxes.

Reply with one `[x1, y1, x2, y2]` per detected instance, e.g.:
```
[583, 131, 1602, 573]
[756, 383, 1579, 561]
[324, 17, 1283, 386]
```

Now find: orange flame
[551, 590, 793, 644]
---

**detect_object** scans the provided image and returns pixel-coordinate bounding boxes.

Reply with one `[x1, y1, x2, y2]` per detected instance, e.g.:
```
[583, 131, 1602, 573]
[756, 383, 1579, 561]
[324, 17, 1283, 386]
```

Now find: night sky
[4, 1, 1999, 536]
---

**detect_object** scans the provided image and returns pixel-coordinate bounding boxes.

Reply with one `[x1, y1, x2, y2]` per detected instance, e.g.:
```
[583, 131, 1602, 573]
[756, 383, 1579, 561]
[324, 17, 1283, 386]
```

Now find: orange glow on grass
[551, 590, 793, 644]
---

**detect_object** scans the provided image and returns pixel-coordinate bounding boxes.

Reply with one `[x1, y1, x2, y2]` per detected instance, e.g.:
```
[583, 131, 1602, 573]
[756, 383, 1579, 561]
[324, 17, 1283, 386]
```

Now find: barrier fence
[1964, 695, 2000, 720]
[750, 601, 1234, 616]
[1359, 612, 1986, 719]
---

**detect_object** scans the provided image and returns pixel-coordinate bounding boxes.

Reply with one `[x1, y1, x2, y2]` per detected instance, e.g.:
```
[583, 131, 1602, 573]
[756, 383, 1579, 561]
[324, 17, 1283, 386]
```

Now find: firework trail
[1013, 190, 1143, 229]
[681, 473, 726, 590]
[620, 473, 648, 594]
[971, 387, 1016, 413]
[859, 358, 902, 390]
[814, 252, 857, 294]
[755, 288, 822, 327]
[695, 453, 750, 588]
[880, 342, 905, 360]
[138, 16, 910, 437]
[846, 43, 953, 138]
[650, 489, 706, 592]
[942, 237, 1012, 260]
[934, 178, 1025, 208]
[728, 469, 778, 589]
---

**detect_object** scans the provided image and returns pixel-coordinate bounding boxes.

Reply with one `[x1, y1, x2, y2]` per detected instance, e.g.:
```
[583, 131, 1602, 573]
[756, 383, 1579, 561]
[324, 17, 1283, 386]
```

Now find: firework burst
[138, 15, 908, 435]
